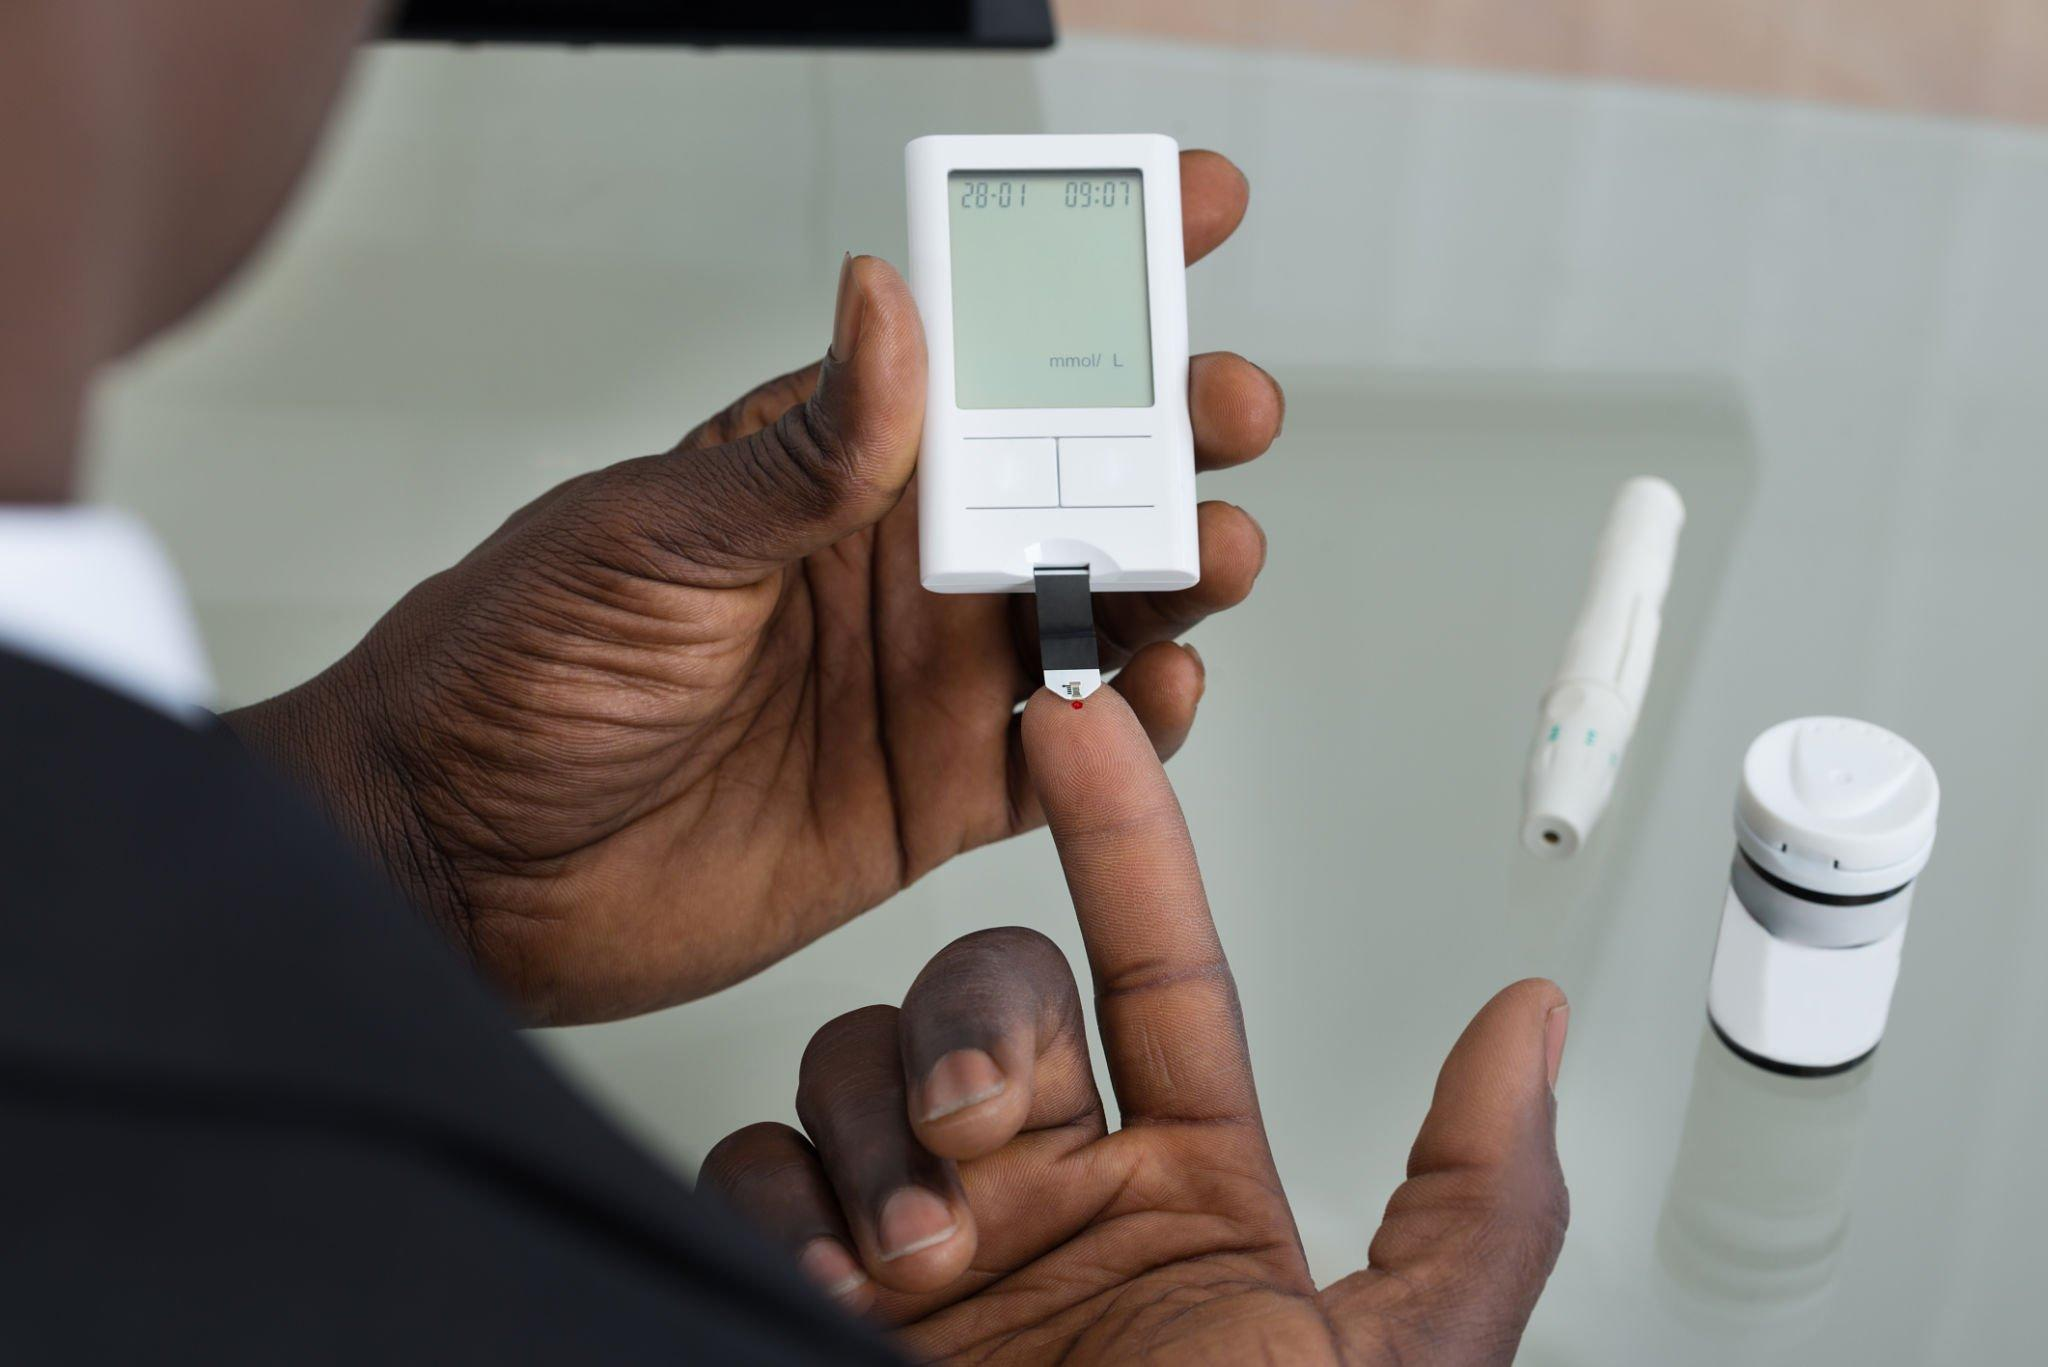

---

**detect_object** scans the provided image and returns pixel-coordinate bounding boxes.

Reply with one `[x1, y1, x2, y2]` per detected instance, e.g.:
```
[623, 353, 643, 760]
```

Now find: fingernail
[830, 252, 865, 365]
[797, 1236, 868, 1303]
[1544, 1004, 1570, 1089]
[922, 1048, 1006, 1122]
[877, 1187, 957, 1262]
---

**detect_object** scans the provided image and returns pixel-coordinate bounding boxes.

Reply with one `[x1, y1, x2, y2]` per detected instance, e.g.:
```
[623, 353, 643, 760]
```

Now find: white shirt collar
[0, 505, 214, 723]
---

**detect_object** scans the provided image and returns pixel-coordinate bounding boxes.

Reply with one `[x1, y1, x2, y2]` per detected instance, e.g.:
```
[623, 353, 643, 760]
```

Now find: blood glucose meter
[905, 134, 1200, 642]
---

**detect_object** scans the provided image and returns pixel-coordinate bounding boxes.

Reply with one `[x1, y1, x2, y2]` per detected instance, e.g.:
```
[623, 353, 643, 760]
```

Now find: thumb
[593, 253, 926, 582]
[1322, 979, 1571, 1365]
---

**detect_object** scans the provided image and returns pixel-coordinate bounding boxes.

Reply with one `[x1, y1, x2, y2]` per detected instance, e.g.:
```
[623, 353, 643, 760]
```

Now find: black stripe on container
[1739, 848, 1911, 908]
[1709, 1014, 1877, 1079]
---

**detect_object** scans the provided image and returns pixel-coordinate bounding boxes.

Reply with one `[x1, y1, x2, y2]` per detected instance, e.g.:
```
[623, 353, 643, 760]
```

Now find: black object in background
[388, 0, 1056, 48]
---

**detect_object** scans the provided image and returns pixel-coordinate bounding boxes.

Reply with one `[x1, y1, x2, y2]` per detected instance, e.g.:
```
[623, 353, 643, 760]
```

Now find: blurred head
[0, 0, 381, 360]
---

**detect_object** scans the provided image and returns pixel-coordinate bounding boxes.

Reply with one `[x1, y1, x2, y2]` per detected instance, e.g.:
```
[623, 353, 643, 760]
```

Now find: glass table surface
[94, 35, 2048, 1364]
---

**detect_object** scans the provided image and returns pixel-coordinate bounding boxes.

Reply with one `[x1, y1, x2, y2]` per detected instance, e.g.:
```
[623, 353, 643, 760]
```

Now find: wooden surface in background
[1057, 0, 2048, 124]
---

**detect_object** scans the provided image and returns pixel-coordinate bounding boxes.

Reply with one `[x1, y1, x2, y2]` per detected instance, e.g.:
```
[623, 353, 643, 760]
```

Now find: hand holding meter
[906, 135, 1201, 697]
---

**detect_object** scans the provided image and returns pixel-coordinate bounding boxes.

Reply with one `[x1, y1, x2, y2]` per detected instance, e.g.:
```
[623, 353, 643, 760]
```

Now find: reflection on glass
[1655, 1022, 1876, 1333]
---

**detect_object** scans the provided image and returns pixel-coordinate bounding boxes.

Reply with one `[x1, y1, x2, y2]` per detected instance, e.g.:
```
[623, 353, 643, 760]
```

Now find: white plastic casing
[906, 134, 1199, 593]
[1707, 895, 1909, 1073]
[1707, 718, 1940, 1072]
[1522, 477, 1686, 856]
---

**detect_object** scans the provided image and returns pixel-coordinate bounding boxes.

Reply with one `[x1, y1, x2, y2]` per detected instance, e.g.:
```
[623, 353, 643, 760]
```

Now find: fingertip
[1190, 352, 1286, 468]
[1546, 1002, 1569, 1090]
[1020, 678, 1141, 747]
[1261, 359, 1285, 438]
[869, 1187, 976, 1292]
[797, 1236, 875, 1313]
[816, 252, 925, 498]
[1113, 640, 1204, 763]
[1196, 500, 1269, 600]
[842, 254, 917, 360]
[827, 255, 909, 370]
[1490, 979, 1571, 1089]
[1025, 639, 1206, 764]
[898, 926, 1094, 1163]
[829, 252, 862, 365]
[913, 1073, 1032, 1162]
[1238, 361, 1285, 449]
[1484, 979, 1570, 1090]
[1140, 635, 1208, 696]
[918, 1048, 1007, 1123]
[1490, 977, 1569, 1026]
[1021, 684, 1168, 818]
[842, 251, 906, 300]
[1457, 978, 1569, 1091]
[912, 1047, 1033, 1161]
[1180, 149, 1251, 263]
[1411, 979, 1571, 1179]
[1185, 146, 1247, 182]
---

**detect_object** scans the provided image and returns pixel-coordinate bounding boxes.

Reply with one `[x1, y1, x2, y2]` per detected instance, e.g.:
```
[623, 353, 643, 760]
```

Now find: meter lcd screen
[946, 170, 1154, 409]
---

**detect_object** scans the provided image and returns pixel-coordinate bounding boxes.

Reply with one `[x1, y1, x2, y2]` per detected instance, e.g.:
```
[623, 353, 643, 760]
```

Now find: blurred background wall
[1060, 0, 2048, 123]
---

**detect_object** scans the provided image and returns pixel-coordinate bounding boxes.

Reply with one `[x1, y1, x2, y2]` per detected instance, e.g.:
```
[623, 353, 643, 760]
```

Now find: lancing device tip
[1521, 476, 1685, 858]
[1033, 566, 1102, 701]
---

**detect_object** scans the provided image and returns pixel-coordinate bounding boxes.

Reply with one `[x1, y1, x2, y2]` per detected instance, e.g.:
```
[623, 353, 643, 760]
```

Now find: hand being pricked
[702, 689, 1572, 1365]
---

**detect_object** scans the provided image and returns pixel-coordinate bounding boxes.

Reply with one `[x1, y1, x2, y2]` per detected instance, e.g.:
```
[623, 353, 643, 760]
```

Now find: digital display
[947, 170, 1153, 409]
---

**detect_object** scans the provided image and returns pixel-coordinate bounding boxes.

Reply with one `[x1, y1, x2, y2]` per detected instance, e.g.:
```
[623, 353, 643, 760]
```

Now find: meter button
[959, 437, 1058, 508]
[1058, 438, 1165, 507]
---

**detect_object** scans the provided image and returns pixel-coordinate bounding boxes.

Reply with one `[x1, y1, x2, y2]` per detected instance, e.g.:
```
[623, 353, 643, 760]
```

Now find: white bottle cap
[1735, 717, 1939, 898]
[1709, 717, 1939, 1073]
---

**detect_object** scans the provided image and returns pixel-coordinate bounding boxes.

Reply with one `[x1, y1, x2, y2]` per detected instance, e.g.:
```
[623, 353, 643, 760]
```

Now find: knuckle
[799, 1005, 899, 1077]
[542, 456, 716, 579]
[678, 401, 741, 452]
[769, 397, 868, 513]
[907, 927, 1078, 1039]
[1462, 1159, 1571, 1281]
[742, 366, 818, 429]
[676, 364, 817, 451]
[934, 925, 1065, 980]
[630, 400, 870, 574]
[558, 410, 863, 577]
[699, 1121, 807, 1194]
[1527, 1159, 1570, 1263]
[796, 1005, 901, 1119]
[1382, 1159, 1560, 1255]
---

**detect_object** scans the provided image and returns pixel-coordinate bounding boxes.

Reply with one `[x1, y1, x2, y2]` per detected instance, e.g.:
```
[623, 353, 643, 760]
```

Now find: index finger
[1018, 689, 1256, 1124]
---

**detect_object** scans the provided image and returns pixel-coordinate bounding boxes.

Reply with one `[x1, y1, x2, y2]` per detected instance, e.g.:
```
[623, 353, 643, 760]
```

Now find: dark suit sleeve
[0, 651, 901, 1366]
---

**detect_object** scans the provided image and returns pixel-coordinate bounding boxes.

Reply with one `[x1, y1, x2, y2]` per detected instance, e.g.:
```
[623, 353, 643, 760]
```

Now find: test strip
[1033, 566, 1102, 700]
